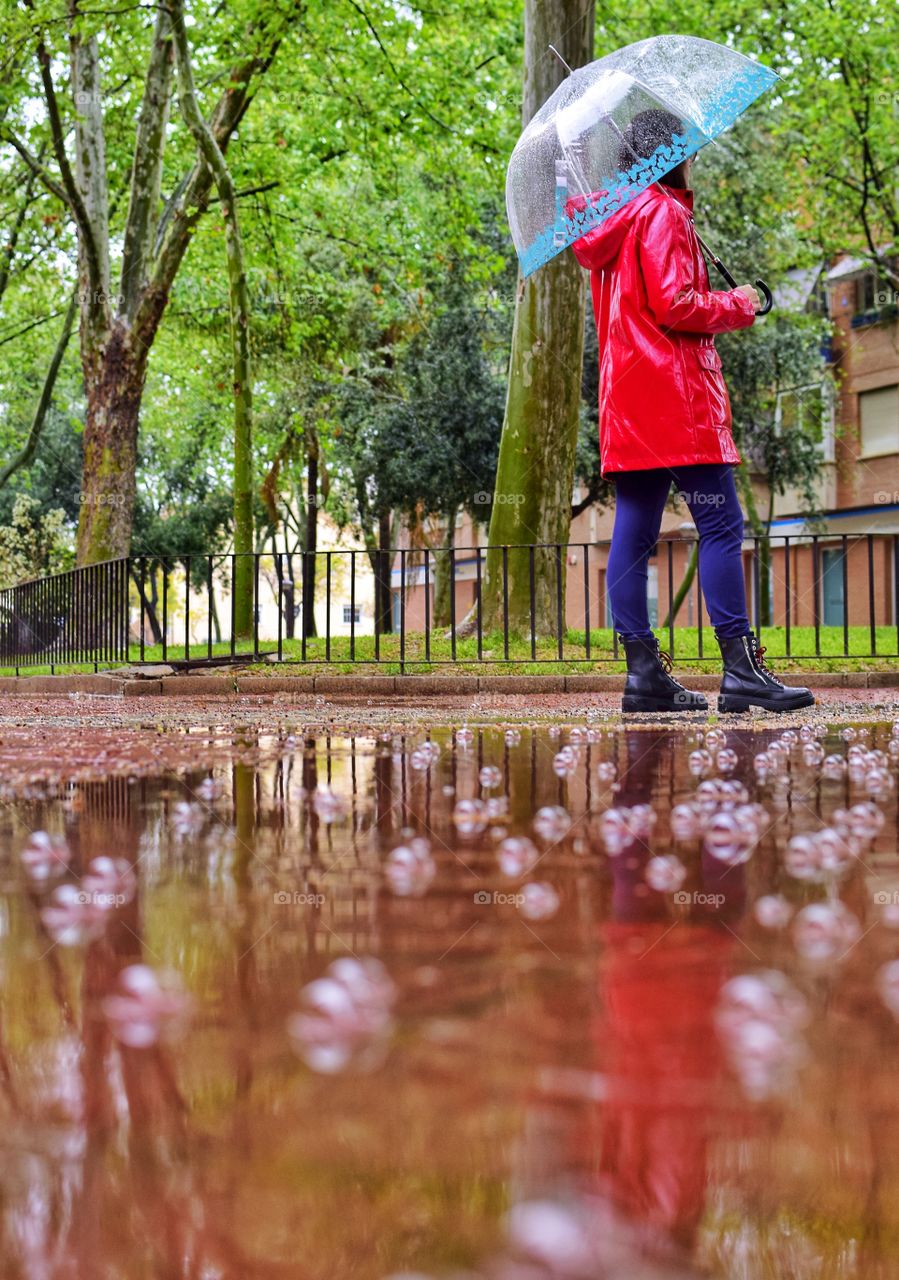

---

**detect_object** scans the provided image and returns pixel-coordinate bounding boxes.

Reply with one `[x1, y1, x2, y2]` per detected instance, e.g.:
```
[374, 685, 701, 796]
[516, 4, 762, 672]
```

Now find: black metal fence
[1, 533, 898, 672]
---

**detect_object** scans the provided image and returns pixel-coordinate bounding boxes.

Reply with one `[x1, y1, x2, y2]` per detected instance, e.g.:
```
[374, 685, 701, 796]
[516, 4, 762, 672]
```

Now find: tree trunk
[171, 0, 254, 641]
[375, 511, 393, 635]
[302, 439, 318, 640]
[662, 543, 698, 629]
[432, 512, 456, 628]
[131, 564, 162, 644]
[478, 0, 594, 639]
[736, 464, 768, 626]
[76, 325, 145, 563]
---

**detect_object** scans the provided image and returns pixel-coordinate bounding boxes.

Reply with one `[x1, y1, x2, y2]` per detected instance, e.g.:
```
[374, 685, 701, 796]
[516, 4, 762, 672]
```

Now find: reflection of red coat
[591, 922, 736, 1250]
[568, 184, 756, 475]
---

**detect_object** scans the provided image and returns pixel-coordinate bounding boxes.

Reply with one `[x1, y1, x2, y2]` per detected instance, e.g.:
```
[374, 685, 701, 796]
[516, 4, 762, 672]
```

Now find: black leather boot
[717, 633, 815, 713]
[620, 636, 708, 714]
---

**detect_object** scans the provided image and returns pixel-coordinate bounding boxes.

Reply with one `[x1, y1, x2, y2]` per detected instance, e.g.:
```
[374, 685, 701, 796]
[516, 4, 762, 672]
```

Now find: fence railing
[1, 533, 898, 672]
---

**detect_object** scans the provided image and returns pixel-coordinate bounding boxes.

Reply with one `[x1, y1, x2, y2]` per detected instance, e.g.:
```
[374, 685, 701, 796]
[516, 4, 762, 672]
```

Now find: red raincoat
[569, 183, 757, 476]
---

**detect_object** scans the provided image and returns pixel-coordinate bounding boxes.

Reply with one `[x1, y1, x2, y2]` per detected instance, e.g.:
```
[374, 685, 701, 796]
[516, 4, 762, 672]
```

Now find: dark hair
[615, 108, 687, 184]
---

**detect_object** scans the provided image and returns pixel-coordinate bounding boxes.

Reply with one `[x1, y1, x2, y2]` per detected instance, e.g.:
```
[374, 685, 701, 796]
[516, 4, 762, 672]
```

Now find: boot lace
[751, 637, 783, 685]
[657, 647, 674, 674]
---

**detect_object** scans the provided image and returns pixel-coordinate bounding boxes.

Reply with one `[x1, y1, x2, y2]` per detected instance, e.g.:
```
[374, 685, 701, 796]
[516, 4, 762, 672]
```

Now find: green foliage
[0, 493, 71, 588]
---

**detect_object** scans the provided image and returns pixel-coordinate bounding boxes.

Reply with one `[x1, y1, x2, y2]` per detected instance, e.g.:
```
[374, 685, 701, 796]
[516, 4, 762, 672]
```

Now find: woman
[571, 110, 813, 714]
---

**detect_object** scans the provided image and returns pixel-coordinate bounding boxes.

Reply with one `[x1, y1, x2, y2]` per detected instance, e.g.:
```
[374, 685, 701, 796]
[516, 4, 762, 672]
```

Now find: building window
[822, 547, 846, 627]
[857, 270, 897, 314]
[859, 385, 899, 458]
[776, 382, 835, 462]
[343, 605, 360, 624]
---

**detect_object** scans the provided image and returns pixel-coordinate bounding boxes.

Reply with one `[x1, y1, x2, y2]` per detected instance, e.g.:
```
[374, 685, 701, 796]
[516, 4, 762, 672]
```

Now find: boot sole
[717, 691, 816, 714]
[622, 695, 708, 714]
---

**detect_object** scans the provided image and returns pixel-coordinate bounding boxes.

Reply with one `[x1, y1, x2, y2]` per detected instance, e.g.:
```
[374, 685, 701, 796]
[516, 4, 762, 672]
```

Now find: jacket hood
[566, 183, 694, 271]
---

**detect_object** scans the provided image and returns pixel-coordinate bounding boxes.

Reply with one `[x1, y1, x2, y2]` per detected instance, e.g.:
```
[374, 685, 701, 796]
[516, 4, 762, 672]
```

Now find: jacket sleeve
[637, 199, 757, 334]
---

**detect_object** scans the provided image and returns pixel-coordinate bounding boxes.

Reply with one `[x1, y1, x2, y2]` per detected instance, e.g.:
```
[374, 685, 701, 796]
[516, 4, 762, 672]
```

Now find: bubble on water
[753, 750, 772, 778]
[596, 760, 617, 782]
[645, 854, 686, 893]
[779, 730, 798, 749]
[103, 964, 191, 1048]
[82, 857, 137, 906]
[715, 970, 809, 1100]
[505, 1200, 594, 1274]
[598, 808, 632, 856]
[479, 765, 502, 790]
[716, 747, 738, 774]
[688, 749, 713, 777]
[670, 802, 701, 842]
[568, 727, 587, 745]
[20, 832, 71, 883]
[289, 957, 395, 1074]
[497, 836, 539, 878]
[195, 776, 223, 802]
[552, 748, 578, 778]
[442, 784, 455, 797]
[841, 727, 857, 742]
[518, 882, 560, 921]
[453, 799, 488, 839]
[754, 894, 793, 929]
[705, 728, 728, 749]
[455, 726, 474, 748]
[548, 726, 562, 739]
[793, 901, 861, 963]
[703, 810, 751, 865]
[171, 800, 206, 839]
[41, 883, 109, 946]
[533, 806, 571, 843]
[784, 834, 821, 882]
[312, 788, 349, 824]
[386, 839, 436, 898]
[628, 804, 657, 841]
[802, 742, 825, 767]
[486, 796, 509, 821]
[504, 728, 522, 747]
[409, 747, 432, 771]
[821, 754, 847, 780]
[864, 767, 894, 798]
[881, 903, 899, 929]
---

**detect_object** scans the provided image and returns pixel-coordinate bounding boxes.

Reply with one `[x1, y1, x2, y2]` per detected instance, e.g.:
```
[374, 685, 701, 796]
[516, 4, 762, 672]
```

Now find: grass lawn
[5, 625, 899, 677]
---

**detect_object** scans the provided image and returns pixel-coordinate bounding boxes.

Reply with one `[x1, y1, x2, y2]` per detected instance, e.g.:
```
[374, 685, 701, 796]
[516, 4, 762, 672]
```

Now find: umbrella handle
[709, 256, 774, 316]
[754, 279, 774, 316]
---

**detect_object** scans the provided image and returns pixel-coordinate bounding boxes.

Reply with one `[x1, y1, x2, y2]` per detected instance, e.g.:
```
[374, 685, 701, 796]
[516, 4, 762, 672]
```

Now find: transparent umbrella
[506, 34, 779, 307]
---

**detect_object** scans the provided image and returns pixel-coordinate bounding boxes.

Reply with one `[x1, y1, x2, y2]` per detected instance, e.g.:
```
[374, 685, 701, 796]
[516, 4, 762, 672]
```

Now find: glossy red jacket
[569, 183, 756, 476]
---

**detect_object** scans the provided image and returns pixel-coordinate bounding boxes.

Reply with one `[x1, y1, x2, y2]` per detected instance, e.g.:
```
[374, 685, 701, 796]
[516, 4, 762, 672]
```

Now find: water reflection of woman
[592, 729, 747, 1260]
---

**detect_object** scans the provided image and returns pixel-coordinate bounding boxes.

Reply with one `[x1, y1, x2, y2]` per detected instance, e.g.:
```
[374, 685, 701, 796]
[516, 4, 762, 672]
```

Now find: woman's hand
[734, 284, 761, 312]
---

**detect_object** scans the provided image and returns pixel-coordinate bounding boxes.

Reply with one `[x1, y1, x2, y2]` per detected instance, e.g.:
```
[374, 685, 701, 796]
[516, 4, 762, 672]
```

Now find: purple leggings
[607, 463, 751, 641]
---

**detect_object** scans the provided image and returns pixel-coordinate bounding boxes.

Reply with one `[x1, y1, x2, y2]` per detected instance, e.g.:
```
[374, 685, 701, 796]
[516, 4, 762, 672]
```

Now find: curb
[0, 669, 898, 697]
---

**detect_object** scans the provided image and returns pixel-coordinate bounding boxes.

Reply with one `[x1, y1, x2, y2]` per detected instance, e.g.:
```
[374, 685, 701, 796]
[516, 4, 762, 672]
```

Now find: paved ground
[0, 686, 896, 791]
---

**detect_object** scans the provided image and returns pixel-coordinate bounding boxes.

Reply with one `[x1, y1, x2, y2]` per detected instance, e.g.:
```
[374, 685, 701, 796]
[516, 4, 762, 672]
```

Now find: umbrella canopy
[506, 35, 779, 278]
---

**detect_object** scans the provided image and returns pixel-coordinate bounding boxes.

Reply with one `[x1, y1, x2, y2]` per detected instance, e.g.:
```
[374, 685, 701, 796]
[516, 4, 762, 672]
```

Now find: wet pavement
[1, 698, 899, 1277]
